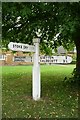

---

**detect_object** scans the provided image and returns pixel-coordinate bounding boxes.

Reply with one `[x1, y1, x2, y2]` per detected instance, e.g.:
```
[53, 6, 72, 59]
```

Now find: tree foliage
[2, 2, 80, 48]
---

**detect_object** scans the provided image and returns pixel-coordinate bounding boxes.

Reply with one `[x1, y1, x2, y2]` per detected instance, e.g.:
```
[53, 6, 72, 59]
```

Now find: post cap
[33, 38, 40, 43]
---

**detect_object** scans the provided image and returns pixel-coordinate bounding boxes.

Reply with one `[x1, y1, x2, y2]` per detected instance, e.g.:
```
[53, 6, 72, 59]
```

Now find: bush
[64, 68, 80, 84]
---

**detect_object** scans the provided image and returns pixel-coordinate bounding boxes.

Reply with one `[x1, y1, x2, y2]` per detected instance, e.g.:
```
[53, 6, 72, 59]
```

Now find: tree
[2, 2, 80, 80]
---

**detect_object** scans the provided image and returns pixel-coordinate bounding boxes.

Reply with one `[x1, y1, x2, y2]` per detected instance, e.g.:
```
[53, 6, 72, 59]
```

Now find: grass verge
[1, 64, 78, 118]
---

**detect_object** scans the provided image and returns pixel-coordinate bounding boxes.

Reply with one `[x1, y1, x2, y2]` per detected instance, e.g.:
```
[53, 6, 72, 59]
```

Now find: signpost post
[8, 38, 40, 101]
[32, 38, 40, 101]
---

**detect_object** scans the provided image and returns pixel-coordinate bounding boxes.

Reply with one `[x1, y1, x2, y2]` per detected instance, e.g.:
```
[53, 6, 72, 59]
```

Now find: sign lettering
[8, 42, 35, 52]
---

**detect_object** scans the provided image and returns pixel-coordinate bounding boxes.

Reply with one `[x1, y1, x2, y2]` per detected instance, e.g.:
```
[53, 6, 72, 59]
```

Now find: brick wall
[0, 51, 32, 66]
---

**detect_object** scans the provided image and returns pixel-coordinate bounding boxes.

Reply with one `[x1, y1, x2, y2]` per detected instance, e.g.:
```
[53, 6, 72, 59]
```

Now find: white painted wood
[32, 38, 40, 101]
[8, 42, 35, 52]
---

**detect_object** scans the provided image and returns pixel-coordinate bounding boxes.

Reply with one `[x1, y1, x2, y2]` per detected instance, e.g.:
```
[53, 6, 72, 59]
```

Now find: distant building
[57, 46, 76, 55]
[57, 46, 67, 55]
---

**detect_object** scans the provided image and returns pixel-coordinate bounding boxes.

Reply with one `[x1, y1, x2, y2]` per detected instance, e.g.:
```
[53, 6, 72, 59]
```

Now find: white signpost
[33, 38, 40, 100]
[8, 42, 35, 52]
[13, 56, 26, 62]
[8, 39, 40, 101]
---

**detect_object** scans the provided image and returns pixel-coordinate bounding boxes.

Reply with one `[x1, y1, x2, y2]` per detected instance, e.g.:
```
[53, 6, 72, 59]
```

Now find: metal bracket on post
[32, 38, 40, 101]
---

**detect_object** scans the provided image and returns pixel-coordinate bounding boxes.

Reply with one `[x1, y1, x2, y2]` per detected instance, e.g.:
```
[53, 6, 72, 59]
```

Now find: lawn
[1, 64, 78, 118]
